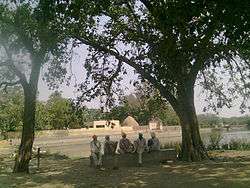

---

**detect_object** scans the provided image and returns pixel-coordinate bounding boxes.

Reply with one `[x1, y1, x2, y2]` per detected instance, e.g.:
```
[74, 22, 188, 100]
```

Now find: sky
[37, 46, 249, 118]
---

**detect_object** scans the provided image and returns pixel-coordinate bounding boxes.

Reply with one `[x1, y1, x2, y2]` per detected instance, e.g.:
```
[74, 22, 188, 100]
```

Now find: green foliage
[0, 87, 23, 134]
[222, 115, 250, 126]
[207, 130, 223, 150]
[197, 114, 221, 127]
[0, 1, 71, 139]
[38, 92, 105, 130]
[247, 119, 250, 129]
[0, 90, 106, 133]
[221, 140, 250, 151]
[50, 0, 250, 115]
[45, 92, 72, 129]
[107, 84, 179, 125]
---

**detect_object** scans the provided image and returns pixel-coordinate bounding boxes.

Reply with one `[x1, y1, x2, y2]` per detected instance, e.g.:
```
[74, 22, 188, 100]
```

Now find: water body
[221, 130, 250, 143]
[202, 128, 250, 146]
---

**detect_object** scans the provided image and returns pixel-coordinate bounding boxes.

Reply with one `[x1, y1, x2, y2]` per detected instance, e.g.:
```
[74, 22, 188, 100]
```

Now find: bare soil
[0, 151, 250, 188]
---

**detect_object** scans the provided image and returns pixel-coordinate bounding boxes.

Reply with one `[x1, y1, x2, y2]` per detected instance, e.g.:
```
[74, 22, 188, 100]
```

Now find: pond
[202, 128, 250, 146]
[221, 130, 250, 143]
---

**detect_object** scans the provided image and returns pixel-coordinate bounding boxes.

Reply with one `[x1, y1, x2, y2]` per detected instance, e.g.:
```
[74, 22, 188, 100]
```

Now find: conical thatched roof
[122, 116, 139, 127]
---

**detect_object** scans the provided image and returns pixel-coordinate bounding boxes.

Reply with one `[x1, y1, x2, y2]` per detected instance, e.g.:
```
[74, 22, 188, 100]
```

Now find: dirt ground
[4, 128, 212, 158]
[0, 150, 250, 188]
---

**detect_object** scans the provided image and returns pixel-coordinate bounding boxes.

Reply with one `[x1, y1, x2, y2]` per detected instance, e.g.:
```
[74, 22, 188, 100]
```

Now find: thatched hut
[122, 116, 140, 129]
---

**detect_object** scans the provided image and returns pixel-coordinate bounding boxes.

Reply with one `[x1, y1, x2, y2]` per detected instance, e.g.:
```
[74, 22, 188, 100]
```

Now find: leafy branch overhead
[41, 0, 250, 161]
[49, 0, 250, 112]
[0, 2, 71, 91]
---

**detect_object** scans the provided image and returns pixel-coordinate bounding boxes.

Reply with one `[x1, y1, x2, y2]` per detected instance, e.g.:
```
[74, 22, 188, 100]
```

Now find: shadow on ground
[0, 151, 250, 188]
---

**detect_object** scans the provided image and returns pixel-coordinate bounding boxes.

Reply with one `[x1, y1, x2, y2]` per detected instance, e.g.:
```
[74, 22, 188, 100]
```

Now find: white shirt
[90, 140, 102, 154]
[134, 138, 147, 153]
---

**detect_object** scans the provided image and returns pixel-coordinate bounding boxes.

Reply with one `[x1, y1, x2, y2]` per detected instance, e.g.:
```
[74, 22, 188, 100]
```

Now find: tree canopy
[0, 1, 72, 173]
[0, 0, 249, 167]
[107, 83, 179, 125]
[47, 0, 249, 161]
[46, 0, 250, 112]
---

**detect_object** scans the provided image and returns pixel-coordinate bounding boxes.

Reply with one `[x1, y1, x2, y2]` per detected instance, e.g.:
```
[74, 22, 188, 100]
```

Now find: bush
[247, 119, 250, 130]
[207, 130, 223, 150]
[229, 139, 241, 150]
[220, 139, 250, 150]
[221, 143, 229, 150]
[228, 139, 250, 150]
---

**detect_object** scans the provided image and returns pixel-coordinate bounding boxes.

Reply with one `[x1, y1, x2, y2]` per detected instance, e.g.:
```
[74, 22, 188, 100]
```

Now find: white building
[88, 120, 120, 130]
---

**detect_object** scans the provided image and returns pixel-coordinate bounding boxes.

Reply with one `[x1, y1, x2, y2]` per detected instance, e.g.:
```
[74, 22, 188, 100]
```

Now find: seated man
[104, 135, 118, 155]
[148, 132, 160, 152]
[134, 133, 148, 166]
[90, 135, 103, 169]
[118, 132, 134, 154]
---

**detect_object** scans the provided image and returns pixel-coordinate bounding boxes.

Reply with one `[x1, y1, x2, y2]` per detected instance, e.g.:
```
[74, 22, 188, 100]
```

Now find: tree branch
[2, 44, 29, 87]
[0, 80, 20, 92]
[74, 36, 179, 108]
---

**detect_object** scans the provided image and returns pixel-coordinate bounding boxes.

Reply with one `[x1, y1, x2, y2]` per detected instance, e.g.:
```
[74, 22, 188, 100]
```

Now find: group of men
[90, 132, 160, 169]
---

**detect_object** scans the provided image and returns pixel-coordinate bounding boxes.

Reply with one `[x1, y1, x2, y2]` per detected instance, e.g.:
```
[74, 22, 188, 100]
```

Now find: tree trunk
[13, 59, 41, 173]
[13, 88, 36, 173]
[174, 86, 208, 161]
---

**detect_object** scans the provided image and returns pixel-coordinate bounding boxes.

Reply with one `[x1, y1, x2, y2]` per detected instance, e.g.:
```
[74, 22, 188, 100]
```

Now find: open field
[2, 128, 211, 158]
[0, 151, 250, 188]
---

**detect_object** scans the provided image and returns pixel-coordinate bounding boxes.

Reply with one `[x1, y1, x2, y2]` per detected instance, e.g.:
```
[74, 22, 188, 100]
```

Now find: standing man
[134, 133, 148, 167]
[148, 132, 161, 152]
[90, 135, 103, 169]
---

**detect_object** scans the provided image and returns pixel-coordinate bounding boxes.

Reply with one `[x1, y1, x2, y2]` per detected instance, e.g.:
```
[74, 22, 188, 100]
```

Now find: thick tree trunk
[13, 88, 36, 173]
[174, 86, 208, 161]
[13, 59, 41, 173]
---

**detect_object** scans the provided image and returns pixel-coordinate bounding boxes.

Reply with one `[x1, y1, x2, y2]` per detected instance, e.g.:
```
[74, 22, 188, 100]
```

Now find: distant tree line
[197, 113, 250, 128]
[0, 88, 105, 133]
[0, 86, 180, 134]
[1, 87, 249, 135]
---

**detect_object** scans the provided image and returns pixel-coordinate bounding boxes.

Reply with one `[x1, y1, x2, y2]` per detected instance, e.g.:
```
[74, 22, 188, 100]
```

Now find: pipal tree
[51, 0, 249, 161]
[0, 1, 70, 173]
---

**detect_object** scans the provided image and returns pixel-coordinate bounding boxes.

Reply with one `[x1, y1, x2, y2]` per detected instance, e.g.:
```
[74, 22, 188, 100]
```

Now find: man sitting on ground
[90, 135, 103, 169]
[148, 132, 160, 152]
[104, 135, 118, 155]
[118, 132, 134, 154]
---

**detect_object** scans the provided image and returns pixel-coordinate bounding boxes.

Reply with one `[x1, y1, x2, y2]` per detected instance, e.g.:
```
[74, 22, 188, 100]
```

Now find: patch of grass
[225, 139, 250, 150]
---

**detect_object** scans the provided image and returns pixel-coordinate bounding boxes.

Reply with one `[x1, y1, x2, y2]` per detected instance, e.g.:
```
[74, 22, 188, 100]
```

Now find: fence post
[37, 147, 41, 169]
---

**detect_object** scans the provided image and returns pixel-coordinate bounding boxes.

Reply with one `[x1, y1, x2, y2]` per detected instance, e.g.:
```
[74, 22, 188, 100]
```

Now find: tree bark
[13, 59, 41, 173]
[169, 85, 208, 161]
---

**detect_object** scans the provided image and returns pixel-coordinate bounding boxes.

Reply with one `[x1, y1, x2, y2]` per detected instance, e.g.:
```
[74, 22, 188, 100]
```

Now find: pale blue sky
[37, 46, 249, 118]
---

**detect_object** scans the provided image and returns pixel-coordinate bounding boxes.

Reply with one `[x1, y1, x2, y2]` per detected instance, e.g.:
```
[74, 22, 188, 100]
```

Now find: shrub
[207, 130, 223, 150]
[229, 139, 241, 150]
[228, 139, 250, 150]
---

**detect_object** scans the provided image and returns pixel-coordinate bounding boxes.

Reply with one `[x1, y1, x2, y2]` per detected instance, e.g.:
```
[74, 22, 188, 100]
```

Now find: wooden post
[37, 147, 40, 169]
